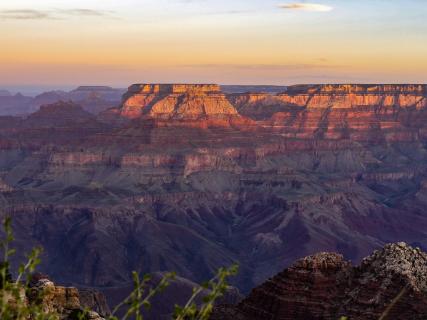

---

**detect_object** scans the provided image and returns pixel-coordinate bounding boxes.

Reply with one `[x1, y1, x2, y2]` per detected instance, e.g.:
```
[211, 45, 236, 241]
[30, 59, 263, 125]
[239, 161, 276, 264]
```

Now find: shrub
[0, 217, 238, 320]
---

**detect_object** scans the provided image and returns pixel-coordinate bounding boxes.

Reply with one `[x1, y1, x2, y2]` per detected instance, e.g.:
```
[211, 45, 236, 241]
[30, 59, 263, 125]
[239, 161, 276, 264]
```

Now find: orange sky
[1, 0, 427, 87]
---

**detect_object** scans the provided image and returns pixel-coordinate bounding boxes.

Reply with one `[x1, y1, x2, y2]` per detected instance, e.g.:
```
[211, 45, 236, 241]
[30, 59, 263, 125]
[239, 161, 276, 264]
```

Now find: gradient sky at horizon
[1, 0, 427, 88]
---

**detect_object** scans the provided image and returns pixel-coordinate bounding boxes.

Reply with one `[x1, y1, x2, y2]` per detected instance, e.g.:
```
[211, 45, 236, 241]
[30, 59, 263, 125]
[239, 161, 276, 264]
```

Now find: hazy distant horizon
[3, 80, 427, 96]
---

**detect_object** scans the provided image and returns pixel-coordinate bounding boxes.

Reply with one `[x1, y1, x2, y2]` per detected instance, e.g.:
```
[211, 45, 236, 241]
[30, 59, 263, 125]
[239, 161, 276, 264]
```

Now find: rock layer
[2, 83, 427, 309]
[120, 83, 239, 119]
[231, 84, 427, 120]
[26, 276, 110, 319]
[212, 243, 427, 320]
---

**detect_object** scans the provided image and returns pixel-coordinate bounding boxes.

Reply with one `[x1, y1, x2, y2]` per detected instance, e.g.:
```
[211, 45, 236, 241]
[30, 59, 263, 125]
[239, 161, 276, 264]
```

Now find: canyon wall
[1, 83, 427, 305]
[120, 83, 238, 119]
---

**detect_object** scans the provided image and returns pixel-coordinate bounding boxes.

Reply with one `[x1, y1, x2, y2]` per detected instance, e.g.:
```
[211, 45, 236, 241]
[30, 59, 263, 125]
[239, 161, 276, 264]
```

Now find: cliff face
[232, 84, 427, 120]
[120, 84, 239, 119]
[212, 243, 427, 320]
[2, 83, 427, 310]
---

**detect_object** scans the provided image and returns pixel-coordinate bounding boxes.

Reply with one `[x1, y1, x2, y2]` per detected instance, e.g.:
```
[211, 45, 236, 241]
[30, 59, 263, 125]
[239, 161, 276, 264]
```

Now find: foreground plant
[0, 217, 57, 320]
[0, 217, 238, 320]
[173, 264, 239, 320]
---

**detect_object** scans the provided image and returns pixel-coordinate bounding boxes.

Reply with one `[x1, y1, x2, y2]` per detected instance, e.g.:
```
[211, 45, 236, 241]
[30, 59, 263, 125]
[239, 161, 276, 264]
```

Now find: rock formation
[212, 243, 427, 320]
[2, 83, 427, 316]
[120, 84, 239, 119]
[26, 275, 110, 319]
[231, 84, 427, 118]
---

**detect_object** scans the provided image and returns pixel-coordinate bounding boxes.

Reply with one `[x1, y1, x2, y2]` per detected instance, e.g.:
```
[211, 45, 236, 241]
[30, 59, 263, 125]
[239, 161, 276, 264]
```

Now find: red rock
[120, 83, 239, 119]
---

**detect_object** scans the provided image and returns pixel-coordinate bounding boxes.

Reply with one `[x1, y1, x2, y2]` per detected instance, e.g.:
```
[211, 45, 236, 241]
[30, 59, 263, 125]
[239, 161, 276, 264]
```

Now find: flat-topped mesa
[286, 84, 427, 95]
[127, 84, 221, 95]
[120, 83, 239, 119]
[229, 84, 427, 121]
[74, 86, 115, 92]
[286, 84, 427, 94]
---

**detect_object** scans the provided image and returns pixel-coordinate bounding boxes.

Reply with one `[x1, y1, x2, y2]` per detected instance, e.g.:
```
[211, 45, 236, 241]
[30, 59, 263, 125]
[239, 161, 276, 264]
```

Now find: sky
[0, 0, 427, 89]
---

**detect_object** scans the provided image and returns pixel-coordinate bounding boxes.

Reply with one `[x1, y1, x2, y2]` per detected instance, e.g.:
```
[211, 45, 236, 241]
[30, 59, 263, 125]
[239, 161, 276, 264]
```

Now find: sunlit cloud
[0, 8, 115, 20]
[0, 10, 51, 20]
[279, 3, 334, 12]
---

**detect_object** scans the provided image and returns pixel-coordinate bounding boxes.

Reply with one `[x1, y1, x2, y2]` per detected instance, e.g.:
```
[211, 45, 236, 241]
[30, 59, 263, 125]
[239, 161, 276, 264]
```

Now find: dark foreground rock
[27, 277, 110, 319]
[212, 242, 427, 320]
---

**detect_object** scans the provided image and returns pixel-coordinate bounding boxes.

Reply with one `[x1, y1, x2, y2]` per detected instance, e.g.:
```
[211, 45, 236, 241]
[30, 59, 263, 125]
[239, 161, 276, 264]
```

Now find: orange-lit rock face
[127, 84, 221, 94]
[282, 93, 427, 109]
[229, 84, 427, 143]
[233, 84, 427, 112]
[121, 83, 238, 119]
[280, 84, 427, 109]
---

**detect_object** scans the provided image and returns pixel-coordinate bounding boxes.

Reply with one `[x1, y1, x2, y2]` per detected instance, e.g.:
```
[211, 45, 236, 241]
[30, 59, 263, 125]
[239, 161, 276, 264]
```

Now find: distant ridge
[73, 86, 116, 92]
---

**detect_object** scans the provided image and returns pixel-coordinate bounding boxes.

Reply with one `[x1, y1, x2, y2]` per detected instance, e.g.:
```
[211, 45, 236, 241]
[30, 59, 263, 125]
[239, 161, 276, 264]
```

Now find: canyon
[1, 83, 427, 314]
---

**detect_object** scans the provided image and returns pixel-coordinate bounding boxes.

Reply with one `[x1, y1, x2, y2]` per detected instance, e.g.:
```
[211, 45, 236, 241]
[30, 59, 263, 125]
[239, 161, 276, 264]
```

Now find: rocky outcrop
[27, 276, 110, 319]
[212, 243, 427, 320]
[79, 288, 111, 317]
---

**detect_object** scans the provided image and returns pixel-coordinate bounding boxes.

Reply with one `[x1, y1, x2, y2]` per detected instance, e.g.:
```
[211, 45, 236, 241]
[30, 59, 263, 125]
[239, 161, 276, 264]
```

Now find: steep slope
[212, 243, 427, 320]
